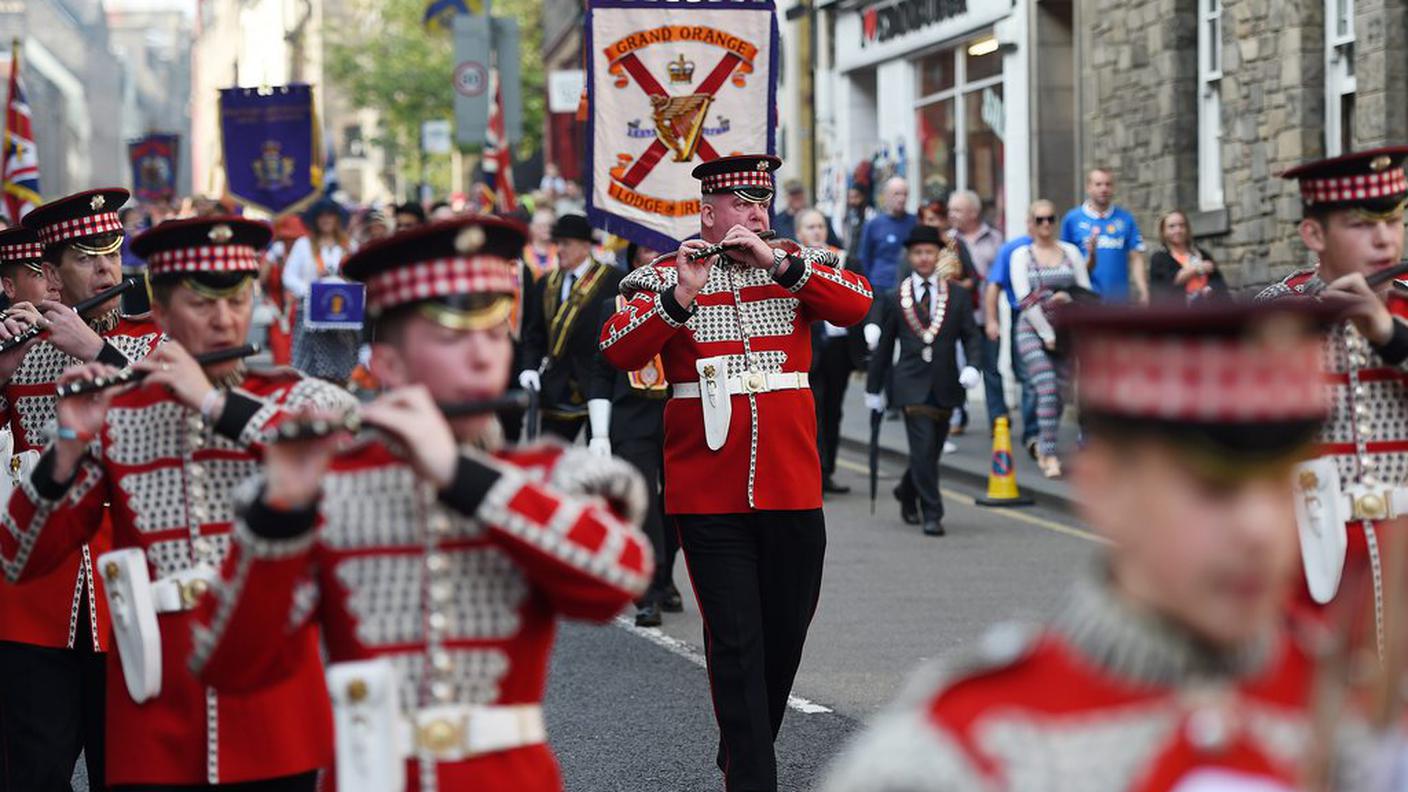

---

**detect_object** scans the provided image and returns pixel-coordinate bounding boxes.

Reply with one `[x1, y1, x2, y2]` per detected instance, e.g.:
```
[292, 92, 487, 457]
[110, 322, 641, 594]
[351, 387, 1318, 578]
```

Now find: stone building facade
[1080, 0, 1408, 289]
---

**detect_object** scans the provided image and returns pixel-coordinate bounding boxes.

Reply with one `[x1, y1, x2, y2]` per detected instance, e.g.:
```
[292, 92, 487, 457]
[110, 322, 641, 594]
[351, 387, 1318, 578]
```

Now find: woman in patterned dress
[1010, 199, 1091, 478]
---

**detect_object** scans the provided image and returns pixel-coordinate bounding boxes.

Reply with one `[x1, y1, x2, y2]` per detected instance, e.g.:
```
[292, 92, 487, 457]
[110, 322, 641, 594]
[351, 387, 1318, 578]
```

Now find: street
[547, 443, 1099, 790]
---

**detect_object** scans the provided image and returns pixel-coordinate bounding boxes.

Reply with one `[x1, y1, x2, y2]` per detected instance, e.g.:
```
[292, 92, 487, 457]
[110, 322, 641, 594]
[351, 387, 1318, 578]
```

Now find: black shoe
[922, 520, 945, 537]
[822, 476, 851, 494]
[662, 583, 684, 613]
[635, 599, 662, 627]
[892, 485, 920, 525]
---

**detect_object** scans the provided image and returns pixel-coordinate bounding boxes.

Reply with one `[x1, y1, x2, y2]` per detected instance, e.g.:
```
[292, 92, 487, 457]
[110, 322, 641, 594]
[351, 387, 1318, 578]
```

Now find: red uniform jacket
[599, 243, 872, 513]
[1, 367, 352, 786]
[820, 578, 1318, 792]
[0, 312, 159, 650]
[192, 440, 653, 792]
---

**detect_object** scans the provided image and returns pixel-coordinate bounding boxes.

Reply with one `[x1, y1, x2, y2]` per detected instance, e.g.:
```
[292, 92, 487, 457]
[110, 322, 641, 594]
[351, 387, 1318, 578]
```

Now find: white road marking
[613, 616, 834, 714]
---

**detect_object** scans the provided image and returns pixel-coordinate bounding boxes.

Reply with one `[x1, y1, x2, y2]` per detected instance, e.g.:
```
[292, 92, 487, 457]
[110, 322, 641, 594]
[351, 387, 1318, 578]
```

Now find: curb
[837, 433, 1077, 514]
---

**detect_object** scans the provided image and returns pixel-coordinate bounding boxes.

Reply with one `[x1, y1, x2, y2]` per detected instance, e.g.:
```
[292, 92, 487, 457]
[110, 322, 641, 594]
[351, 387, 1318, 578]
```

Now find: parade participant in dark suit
[519, 214, 623, 441]
[822, 301, 1335, 792]
[864, 225, 981, 536]
[600, 154, 873, 792]
[587, 241, 679, 627]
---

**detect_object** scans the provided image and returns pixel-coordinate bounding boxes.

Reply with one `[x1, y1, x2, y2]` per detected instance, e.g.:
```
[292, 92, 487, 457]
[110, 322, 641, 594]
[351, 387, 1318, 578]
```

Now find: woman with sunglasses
[1009, 199, 1090, 478]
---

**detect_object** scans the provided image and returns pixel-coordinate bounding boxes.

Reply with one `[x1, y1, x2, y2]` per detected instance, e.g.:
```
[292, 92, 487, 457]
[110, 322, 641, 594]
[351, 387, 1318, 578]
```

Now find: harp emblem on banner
[650, 94, 713, 162]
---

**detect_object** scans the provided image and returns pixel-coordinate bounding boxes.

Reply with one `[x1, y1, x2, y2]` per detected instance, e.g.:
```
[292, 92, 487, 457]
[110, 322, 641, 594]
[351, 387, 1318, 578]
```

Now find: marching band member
[0, 189, 161, 791]
[821, 301, 1336, 791]
[1, 216, 351, 789]
[599, 154, 872, 792]
[191, 215, 652, 792]
[1256, 146, 1408, 653]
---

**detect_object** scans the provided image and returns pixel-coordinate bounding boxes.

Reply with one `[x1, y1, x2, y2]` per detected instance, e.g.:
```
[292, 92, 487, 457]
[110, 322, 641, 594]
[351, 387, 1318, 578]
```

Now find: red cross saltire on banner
[481, 70, 518, 214]
[128, 134, 180, 203]
[585, 0, 778, 251]
[1, 40, 41, 224]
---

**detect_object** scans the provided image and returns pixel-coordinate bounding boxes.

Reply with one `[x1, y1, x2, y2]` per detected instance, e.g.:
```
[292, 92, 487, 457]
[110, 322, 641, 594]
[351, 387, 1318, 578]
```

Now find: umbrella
[868, 407, 883, 514]
[524, 387, 540, 441]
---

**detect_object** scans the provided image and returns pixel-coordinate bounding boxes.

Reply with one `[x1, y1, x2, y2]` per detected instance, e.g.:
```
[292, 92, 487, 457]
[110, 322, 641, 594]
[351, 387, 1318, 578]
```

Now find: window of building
[913, 35, 1004, 216]
[1325, 0, 1356, 154]
[1197, 0, 1223, 211]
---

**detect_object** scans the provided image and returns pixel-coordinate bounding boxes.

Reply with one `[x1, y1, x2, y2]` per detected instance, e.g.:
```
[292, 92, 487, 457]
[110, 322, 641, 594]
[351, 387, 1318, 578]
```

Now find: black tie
[918, 281, 931, 321]
[563, 273, 577, 303]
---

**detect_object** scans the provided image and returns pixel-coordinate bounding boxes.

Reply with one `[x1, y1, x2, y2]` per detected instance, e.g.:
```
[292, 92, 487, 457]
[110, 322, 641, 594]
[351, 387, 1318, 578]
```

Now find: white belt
[672, 371, 809, 399]
[150, 567, 217, 614]
[397, 704, 546, 762]
[1338, 485, 1408, 522]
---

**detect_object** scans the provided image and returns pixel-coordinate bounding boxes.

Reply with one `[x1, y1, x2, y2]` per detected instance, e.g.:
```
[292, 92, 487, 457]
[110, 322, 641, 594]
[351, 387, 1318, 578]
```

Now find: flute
[0, 278, 138, 354]
[686, 230, 778, 261]
[265, 390, 533, 443]
[56, 343, 261, 399]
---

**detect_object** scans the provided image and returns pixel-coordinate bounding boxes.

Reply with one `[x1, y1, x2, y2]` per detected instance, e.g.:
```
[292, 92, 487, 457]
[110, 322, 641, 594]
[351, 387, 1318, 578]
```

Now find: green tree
[325, 0, 544, 193]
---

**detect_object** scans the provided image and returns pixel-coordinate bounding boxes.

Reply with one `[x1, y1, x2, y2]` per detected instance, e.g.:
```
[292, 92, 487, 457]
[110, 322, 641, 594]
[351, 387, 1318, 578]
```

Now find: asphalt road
[548, 447, 1099, 791]
[70, 447, 1097, 791]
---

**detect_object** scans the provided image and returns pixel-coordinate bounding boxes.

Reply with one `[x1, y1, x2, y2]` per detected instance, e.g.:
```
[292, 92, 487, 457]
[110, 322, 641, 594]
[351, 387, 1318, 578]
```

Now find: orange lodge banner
[586, 0, 778, 251]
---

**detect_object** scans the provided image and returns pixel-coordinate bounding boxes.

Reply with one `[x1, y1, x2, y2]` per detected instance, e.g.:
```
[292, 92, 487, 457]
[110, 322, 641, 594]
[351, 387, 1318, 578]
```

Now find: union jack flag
[1, 41, 40, 223]
[480, 69, 517, 214]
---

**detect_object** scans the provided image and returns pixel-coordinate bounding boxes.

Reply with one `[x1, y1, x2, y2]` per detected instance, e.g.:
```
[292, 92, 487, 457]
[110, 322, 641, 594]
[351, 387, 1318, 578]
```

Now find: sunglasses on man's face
[1033, 215, 1056, 224]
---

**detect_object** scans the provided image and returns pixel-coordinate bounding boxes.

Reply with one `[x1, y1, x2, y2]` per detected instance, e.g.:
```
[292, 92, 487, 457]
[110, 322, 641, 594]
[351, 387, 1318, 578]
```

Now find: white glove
[959, 366, 981, 390]
[864, 392, 886, 413]
[863, 323, 881, 351]
[587, 399, 612, 444]
[588, 437, 612, 459]
[518, 370, 541, 392]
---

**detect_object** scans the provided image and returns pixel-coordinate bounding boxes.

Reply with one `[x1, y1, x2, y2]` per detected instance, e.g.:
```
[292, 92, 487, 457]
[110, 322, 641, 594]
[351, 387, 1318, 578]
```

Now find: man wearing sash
[0, 188, 160, 791]
[863, 225, 982, 537]
[1, 216, 352, 789]
[1255, 147, 1408, 653]
[191, 215, 651, 792]
[599, 154, 872, 792]
[518, 214, 622, 441]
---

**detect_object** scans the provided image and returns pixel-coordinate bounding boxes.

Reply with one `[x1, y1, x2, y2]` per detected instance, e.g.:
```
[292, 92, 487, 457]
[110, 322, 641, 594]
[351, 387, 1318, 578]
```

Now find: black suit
[866, 278, 981, 522]
[589, 298, 676, 602]
[520, 260, 623, 441]
[810, 254, 869, 482]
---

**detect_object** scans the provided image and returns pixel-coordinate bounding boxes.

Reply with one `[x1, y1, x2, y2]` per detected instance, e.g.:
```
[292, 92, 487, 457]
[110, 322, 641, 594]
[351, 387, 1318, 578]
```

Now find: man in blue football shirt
[858, 177, 918, 292]
[1060, 167, 1148, 303]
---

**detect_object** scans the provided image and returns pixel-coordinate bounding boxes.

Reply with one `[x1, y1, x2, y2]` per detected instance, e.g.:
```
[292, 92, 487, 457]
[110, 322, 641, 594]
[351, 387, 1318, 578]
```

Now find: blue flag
[219, 85, 323, 216]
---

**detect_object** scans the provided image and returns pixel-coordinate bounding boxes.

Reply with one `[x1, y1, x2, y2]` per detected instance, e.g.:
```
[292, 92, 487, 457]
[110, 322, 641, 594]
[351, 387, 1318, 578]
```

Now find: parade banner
[218, 85, 322, 216]
[304, 280, 365, 330]
[586, 0, 778, 251]
[128, 134, 179, 203]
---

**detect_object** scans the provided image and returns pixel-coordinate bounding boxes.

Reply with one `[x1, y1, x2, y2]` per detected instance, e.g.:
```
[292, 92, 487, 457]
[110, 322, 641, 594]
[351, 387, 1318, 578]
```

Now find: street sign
[422, 120, 452, 154]
[547, 70, 585, 114]
[453, 15, 491, 145]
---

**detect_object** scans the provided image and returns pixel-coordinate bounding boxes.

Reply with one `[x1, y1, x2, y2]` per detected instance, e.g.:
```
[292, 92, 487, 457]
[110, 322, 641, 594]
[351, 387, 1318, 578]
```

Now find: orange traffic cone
[975, 417, 1034, 507]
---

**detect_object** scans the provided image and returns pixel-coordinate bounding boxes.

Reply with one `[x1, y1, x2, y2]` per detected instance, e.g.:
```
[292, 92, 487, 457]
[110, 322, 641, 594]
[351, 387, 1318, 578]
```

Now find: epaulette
[892, 621, 1040, 709]
[1254, 269, 1319, 303]
[620, 258, 679, 298]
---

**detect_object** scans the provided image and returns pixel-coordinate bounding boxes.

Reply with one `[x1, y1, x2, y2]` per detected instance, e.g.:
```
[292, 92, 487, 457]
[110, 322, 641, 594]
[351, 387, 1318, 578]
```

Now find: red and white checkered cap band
[0, 242, 44, 261]
[701, 171, 774, 194]
[364, 256, 518, 313]
[1300, 167, 1408, 205]
[1076, 335, 1327, 423]
[145, 245, 261, 277]
[35, 211, 123, 247]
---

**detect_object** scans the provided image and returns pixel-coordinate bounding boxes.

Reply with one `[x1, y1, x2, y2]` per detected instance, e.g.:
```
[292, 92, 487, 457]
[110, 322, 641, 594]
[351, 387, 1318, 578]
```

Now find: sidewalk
[836, 376, 1079, 512]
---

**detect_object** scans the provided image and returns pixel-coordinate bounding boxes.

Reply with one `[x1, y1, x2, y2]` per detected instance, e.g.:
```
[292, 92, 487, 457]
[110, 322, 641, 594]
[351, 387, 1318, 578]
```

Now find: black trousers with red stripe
[677, 509, 826, 792]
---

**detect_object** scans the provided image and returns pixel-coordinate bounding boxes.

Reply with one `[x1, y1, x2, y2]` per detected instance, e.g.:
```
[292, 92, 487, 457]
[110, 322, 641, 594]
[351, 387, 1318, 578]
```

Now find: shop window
[913, 34, 1004, 213]
[1325, 0, 1356, 155]
[1197, 0, 1223, 210]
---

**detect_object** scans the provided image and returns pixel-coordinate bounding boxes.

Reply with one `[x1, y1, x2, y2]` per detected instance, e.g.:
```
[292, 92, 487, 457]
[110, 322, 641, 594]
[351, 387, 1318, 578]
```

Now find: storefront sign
[860, 0, 966, 47]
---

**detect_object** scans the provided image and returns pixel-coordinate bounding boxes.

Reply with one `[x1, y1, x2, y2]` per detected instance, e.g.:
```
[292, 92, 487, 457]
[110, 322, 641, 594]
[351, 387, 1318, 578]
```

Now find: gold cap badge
[455, 226, 486, 254]
[1371, 154, 1394, 172]
[207, 224, 234, 243]
[755, 160, 770, 171]
[90, 195, 106, 211]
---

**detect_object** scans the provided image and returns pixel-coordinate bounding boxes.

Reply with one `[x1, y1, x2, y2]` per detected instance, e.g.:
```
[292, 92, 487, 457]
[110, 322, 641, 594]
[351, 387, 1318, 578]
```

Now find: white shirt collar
[567, 259, 593, 280]
[910, 270, 941, 292]
[1083, 201, 1113, 219]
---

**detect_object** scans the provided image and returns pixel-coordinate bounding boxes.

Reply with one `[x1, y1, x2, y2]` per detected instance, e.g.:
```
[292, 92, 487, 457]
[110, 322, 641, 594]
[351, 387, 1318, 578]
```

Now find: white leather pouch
[1293, 457, 1348, 604]
[696, 356, 731, 451]
[327, 658, 407, 792]
[96, 548, 163, 703]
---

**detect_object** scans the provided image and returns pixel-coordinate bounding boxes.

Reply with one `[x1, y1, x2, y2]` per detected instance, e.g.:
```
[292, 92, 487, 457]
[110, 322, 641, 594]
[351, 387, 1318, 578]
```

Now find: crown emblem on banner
[667, 54, 695, 84]
[252, 140, 296, 190]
